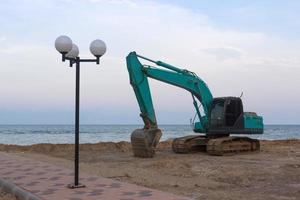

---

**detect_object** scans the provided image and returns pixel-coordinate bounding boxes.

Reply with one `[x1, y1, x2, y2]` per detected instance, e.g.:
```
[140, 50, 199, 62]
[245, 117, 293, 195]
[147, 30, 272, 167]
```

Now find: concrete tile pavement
[0, 152, 190, 200]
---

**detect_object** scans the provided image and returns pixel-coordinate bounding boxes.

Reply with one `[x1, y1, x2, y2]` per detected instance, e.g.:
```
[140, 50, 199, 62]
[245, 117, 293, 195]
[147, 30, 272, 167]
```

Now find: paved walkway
[0, 152, 190, 200]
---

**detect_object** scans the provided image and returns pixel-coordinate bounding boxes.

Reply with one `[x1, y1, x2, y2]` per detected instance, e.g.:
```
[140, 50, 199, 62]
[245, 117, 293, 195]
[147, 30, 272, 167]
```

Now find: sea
[0, 125, 299, 145]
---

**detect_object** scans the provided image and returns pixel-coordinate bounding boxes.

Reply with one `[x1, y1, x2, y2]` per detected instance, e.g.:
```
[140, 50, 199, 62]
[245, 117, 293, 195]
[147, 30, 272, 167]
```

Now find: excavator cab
[188, 97, 263, 155]
[207, 97, 263, 135]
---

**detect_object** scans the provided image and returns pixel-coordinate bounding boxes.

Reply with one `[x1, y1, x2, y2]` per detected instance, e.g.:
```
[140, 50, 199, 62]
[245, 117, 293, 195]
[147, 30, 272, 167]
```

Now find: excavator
[126, 51, 263, 157]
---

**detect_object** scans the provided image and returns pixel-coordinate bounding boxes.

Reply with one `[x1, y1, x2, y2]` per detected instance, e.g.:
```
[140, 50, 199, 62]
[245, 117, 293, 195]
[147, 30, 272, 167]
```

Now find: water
[0, 125, 299, 145]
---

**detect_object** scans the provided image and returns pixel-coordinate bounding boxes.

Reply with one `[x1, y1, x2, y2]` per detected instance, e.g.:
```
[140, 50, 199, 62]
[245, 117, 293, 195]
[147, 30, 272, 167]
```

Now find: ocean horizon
[0, 124, 299, 145]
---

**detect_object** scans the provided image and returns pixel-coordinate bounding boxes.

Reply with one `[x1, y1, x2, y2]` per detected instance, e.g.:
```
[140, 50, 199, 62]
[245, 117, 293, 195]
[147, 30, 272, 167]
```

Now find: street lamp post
[55, 35, 106, 188]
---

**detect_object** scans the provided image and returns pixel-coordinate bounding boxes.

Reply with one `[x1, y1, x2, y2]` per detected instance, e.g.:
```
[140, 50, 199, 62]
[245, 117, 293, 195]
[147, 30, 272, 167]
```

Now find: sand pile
[0, 140, 174, 155]
[0, 141, 131, 154]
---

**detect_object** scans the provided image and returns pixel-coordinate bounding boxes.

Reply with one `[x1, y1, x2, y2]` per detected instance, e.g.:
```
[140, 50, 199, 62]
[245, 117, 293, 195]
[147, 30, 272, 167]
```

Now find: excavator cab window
[224, 98, 243, 127]
[210, 100, 225, 127]
[210, 98, 243, 128]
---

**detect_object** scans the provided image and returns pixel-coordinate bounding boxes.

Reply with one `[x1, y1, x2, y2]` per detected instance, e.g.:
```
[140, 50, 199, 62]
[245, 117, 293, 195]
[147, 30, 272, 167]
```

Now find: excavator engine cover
[131, 128, 162, 158]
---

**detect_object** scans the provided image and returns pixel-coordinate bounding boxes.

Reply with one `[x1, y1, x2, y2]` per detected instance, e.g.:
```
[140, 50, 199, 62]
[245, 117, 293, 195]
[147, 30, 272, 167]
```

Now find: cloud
[0, 36, 6, 43]
[0, 0, 299, 123]
[202, 46, 243, 61]
[88, 0, 137, 6]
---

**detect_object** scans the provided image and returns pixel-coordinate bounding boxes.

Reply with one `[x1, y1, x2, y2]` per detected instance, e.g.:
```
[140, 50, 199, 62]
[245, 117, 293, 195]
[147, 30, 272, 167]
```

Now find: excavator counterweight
[126, 52, 263, 157]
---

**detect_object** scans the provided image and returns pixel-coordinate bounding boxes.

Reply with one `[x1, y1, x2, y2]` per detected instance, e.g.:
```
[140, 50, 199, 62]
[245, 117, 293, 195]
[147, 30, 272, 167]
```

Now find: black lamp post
[55, 35, 106, 188]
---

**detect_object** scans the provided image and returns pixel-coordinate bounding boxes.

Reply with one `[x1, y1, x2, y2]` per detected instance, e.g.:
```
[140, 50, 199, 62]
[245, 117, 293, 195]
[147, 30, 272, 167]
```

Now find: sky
[0, 0, 299, 125]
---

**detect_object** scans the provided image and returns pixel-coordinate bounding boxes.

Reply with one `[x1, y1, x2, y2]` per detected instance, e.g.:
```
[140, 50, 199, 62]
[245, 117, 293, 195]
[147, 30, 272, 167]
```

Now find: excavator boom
[127, 52, 213, 132]
[127, 52, 213, 157]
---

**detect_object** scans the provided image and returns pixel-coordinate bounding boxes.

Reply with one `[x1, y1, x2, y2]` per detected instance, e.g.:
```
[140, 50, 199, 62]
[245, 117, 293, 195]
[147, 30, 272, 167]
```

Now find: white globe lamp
[65, 44, 79, 59]
[89, 39, 106, 57]
[55, 35, 73, 53]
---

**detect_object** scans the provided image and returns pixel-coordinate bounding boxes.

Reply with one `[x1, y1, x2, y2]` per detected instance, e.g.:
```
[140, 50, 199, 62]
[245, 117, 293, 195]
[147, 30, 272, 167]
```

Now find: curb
[0, 178, 41, 200]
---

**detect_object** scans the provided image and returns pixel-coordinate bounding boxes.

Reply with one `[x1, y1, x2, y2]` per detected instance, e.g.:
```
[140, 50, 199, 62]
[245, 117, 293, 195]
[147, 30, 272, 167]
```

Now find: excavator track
[172, 135, 208, 153]
[206, 136, 260, 156]
[131, 128, 162, 158]
[172, 135, 260, 156]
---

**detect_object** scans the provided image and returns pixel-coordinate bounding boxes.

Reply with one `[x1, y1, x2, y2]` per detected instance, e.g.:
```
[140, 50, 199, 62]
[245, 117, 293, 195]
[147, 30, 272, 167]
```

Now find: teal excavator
[126, 52, 263, 157]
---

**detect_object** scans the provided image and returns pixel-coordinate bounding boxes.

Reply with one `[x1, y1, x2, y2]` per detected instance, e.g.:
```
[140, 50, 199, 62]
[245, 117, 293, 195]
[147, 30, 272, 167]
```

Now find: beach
[0, 190, 15, 200]
[0, 140, 299, 200]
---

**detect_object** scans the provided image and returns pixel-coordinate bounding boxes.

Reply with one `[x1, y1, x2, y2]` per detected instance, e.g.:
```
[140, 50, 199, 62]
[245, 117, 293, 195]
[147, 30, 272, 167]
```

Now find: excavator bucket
[131, 128, 162, 158]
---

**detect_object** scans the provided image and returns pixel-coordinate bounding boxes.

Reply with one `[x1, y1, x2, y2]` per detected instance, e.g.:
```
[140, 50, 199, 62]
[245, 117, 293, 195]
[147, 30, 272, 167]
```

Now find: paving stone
[0, 152, 190, 200]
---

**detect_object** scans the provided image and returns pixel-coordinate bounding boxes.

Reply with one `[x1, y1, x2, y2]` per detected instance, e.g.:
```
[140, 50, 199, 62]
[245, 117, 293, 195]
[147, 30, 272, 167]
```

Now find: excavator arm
[127, 51, 213, 132]
[127, 52, 215, 157]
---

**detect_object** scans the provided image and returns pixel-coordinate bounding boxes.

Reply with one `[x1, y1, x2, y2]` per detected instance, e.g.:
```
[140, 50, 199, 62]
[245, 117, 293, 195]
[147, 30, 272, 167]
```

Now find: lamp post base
[67, 183, 86, 189]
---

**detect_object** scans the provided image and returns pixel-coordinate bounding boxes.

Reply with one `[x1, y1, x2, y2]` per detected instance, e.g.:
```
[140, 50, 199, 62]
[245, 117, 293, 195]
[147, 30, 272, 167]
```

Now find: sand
[0, 140, 300, 200]
[0, 190, 16, 200]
